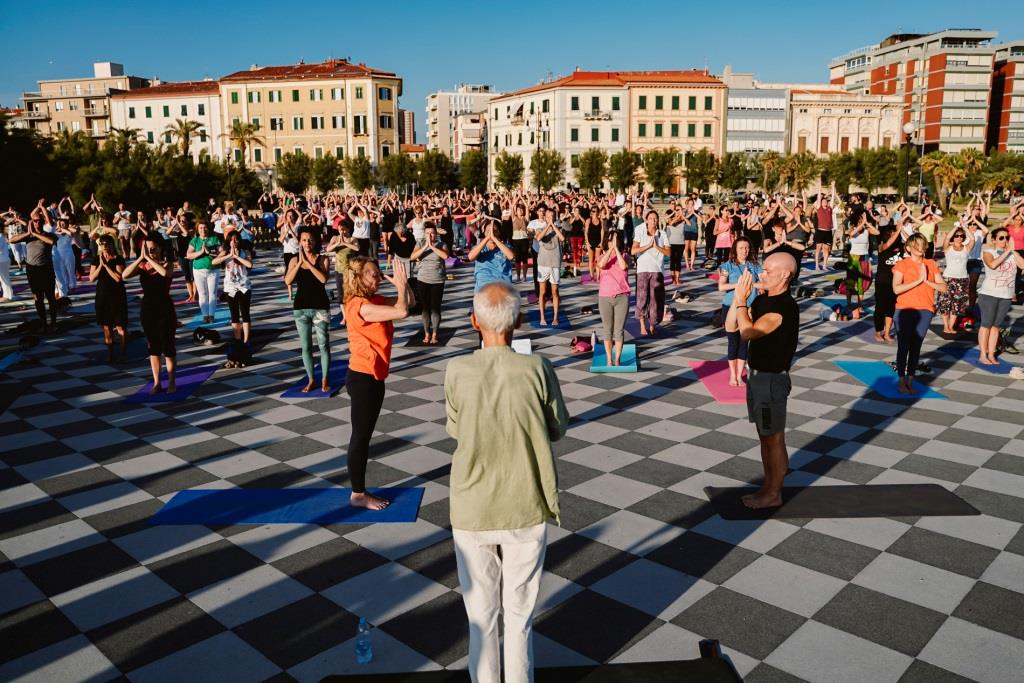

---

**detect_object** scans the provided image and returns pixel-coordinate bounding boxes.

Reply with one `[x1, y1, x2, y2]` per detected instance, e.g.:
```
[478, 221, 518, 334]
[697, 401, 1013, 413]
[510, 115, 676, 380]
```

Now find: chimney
[250, 63, 259, 70]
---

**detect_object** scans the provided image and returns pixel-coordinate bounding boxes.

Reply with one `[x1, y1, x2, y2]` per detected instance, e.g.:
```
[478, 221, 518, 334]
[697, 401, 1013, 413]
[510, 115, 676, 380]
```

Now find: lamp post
[901, 122, 916, 198]
[267, 169, 274, 192]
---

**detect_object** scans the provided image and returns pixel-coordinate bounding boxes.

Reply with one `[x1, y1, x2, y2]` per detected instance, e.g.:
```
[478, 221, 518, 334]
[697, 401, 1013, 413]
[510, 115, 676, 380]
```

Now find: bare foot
[301, 379, 316, 393]
[874, 333, 885, 342]
[729, 377, 740, 387]
[350, 492, 391, 510]
[540, 318, 548, 327]
[321, 381, 330, 394]
[741, 490, 783, 509]
[422, 335, 431, 344]
[429, 336, 438, 345]
[149, 383, 163, 395]
[883, 335, 894, 344]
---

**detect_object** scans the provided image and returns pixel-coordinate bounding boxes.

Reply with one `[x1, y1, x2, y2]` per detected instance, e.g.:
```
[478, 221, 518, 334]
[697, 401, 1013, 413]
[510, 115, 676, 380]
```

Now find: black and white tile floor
[1, 255, 1023, 682]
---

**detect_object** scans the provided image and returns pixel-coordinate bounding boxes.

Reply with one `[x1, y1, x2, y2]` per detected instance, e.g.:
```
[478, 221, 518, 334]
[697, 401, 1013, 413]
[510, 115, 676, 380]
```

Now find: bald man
[728, 252, 800, 508]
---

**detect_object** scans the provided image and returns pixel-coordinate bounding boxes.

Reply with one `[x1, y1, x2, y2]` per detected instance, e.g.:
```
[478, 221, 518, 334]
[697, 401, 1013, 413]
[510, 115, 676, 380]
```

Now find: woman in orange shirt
[343, 256, 416, 510]
[891, 233, 947, 395]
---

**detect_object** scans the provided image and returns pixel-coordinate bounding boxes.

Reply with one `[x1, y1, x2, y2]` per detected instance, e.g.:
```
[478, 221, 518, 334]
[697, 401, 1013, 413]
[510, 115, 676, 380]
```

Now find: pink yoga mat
[689, 360, 746, 404]
[707, 272, 720, 282]
[581, 273, 596, 284]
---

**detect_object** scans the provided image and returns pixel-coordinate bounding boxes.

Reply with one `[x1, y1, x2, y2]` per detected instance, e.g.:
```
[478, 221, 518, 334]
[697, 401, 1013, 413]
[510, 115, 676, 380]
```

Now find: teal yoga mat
[591, 343, 638, 372]
[834, 360, 945, 400]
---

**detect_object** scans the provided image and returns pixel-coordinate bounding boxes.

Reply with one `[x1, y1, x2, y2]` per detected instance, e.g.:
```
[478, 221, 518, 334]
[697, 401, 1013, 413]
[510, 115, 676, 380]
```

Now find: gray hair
[473, 281, 520, 334]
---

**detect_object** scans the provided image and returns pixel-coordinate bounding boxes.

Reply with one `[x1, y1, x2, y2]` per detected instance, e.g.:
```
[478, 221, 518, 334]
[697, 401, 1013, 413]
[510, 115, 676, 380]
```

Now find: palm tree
[220, 121, 265, 166]
[758, 151, 782, 192]
[108, 127, 141, 144]
[780, 152, 821, 195]
[165, 119, 205, 157]
[920, 151, 966, 211]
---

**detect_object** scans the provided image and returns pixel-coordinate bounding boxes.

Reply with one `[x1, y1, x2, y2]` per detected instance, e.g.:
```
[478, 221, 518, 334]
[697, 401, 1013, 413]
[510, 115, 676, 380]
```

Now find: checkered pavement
[1, 254, 1023, 682]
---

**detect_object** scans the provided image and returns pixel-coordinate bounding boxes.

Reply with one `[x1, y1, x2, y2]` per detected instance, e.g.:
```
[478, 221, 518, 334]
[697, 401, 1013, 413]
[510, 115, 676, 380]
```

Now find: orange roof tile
[220, 59, 397, 82]
[493, 69, 722, 100]
[790, 88, 855, 96]
[111, 81, 220, 99]
[400, 143, 426, 153]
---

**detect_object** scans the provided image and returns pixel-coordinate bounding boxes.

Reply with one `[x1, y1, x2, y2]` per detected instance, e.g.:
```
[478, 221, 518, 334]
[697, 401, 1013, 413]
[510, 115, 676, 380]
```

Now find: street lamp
[901, 122, 916, 199]
[267, 169, 274, 192]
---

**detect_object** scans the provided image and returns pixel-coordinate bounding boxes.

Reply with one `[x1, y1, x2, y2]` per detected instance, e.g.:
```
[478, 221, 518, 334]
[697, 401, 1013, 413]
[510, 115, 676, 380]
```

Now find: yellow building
[626, 71, 727, 192]
[21, 62, 149, 139]
[218, 59, 402, 166]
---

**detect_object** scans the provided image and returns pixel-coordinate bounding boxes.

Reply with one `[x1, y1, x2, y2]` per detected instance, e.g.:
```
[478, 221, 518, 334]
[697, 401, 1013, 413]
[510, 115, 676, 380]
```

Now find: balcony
[84, 106, 108, 117]
[22, 91, 43, 100]
[88, 129, 107, 138]
[511, 115, 525, 126]
[22, 109, 49, 120]
[583, 110, 612, 121]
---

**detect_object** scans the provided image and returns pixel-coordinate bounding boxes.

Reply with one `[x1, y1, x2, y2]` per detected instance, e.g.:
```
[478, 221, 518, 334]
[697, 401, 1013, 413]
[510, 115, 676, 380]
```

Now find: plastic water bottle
[355, 617, 373, 664]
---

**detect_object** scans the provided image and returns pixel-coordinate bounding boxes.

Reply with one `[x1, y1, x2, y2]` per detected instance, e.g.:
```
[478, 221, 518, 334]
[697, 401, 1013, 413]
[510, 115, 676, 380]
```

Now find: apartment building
[789, 89, 903, 155]
[488, 71, 628, 189]
[989, 41, 1024, 153]
[21, 62, 149, 139]
[109, 81, 223, 160]
[219, 59, 402, 165]
[398, 108, 416, 145]
[425, 84, 500, 158]
[627, 71, 727, 158]
[452, 112, 487, 158]
[829, 29, 998, 153]
[720, 67, 787, 153]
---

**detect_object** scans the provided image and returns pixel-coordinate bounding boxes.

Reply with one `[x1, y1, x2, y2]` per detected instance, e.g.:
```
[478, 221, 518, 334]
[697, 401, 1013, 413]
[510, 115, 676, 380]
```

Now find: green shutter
[612, 96, 620, 111]
[611, 128, 619, 142]
[591, 128, 599, 142]
[638, 96, 647, 110]
[705, 96, 713, 110]
[688, 96, 696, 110]
[231, 92, 238, 104]
[162, 105, 169, 117]
[292, 90, 299, 102]
[654, 123, 663, 137]
[638, 123, 647, 137]
[687, 123, 695, 137]
[671, 124, 679, 137]
[655, 96, 663, 110]
[671, 96, 679, 110]
[571, 128, 578, 142]
[704, 124, 712, 137]
[571, 96, 579, 110]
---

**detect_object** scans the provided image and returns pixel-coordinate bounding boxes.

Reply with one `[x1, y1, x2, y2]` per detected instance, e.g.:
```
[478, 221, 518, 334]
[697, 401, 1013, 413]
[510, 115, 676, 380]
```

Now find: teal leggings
[293, 308, 331, 380]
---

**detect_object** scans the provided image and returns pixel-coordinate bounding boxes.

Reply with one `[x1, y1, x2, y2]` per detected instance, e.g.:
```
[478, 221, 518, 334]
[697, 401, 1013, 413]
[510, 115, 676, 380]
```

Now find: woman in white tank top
[936, 226, 973, 333]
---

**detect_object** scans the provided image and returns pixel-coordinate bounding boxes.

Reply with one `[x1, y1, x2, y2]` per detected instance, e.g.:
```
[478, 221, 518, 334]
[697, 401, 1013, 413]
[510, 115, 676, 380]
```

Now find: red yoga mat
[689, 360, 746, 404]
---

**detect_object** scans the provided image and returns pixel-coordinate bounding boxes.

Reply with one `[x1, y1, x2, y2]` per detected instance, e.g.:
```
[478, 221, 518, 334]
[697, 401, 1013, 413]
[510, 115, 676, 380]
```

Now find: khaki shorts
[746, 370, 791, 436]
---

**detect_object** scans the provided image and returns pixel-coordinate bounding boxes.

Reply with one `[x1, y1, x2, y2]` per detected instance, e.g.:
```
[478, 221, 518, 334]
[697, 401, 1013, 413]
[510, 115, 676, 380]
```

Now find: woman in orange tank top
[342, 256, 416, 510]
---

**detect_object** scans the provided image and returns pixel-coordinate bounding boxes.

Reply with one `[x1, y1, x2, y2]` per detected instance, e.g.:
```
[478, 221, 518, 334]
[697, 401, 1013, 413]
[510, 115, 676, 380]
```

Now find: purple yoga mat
[580, 273, 596, 284]
[689, 360, 746, 404]
[124, 365, 217, 403]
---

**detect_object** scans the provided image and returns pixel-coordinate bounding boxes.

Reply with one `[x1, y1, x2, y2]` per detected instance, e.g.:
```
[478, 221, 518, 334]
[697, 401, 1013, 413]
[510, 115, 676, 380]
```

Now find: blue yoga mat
[124, 365, 218, 403]
[526, 308, 571, 330]
[834, 360, 946, 400]
[0, 351, 22, 373]
[150, 487, 423, 524]
[184, 308, 233, 330]
[280, 359, 347, 398]
[940, 346, 1018, 375]
[591, 343, 638, 373]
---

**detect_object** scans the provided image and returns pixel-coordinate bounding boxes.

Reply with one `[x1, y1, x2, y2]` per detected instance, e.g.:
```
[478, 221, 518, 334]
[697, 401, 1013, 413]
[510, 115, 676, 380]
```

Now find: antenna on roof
[298, 58, 305, 65]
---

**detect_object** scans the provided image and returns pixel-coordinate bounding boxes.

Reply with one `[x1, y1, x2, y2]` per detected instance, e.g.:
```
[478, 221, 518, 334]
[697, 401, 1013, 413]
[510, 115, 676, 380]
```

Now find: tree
[958, 148, 985, 193]
[377, 153, 417, 191]
[276, 151, 312, 193]
[575, 148, 608, 192]
[221, 120, 264, 165]
[311, 154, 343, 192]
[920, 151, 966, 211]
[340, 155, 374, 192]
[530, 149, 565, 192]
[779, 152, 822, 194]
[165, 119, 205, 157]
[608, 151, 641, 191]
[717, 153, 753, 194]
[854, 148, 898, 194]
[757, 151, 783, 193]
[459, 150, 488, 191]
[981, 168, 1024, 193]
[494, 150, 524, 190]
[683, 149, 717, 193]
[642, 148, 680, 193]
[824, 153, 858, 195]
[418, 149, 457, 192]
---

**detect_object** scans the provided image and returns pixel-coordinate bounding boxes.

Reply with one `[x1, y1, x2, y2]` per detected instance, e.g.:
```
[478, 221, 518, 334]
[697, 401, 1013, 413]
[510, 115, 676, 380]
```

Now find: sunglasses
[994, 235, 1009, 240]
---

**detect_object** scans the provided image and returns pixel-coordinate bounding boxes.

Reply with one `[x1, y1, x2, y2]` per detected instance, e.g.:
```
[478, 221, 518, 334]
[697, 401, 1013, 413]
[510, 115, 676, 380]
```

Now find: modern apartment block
[990, 41, 1024, 153]
[219, 59, 402, 165]
[21, 62, 149, 139]
[488, 69, 725, 191]
[425, 84, 500, 159]
[720, 67, 787, 153]
[398, 108, 416, 145]
[829, 29, 1002, 153]
[109, 81, 223, 160]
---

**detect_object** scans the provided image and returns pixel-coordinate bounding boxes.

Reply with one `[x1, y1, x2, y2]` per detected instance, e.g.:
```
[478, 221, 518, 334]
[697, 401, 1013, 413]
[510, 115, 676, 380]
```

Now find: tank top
[345, 295, 394, 380]
[942, 246, 969, 279]
[292, 261, 330, 310]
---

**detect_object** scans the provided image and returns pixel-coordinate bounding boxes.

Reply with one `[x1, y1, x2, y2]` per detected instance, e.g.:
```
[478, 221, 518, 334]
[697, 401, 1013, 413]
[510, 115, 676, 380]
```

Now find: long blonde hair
[343, 256, 379, 303]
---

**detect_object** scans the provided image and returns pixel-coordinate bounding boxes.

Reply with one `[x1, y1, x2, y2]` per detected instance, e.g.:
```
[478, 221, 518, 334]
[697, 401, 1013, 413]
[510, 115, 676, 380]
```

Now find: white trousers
[452, 523, 547, 683]
[194, 268, 219, 317]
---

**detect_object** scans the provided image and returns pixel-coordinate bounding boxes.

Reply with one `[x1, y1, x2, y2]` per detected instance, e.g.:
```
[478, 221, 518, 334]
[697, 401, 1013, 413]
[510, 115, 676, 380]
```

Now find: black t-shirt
[382, 210, 399, 232]
[258, 198, 275, 213]
[748, 291, 799, 373]
[389, 232, 416, 258]
[876, 232, 904, 281]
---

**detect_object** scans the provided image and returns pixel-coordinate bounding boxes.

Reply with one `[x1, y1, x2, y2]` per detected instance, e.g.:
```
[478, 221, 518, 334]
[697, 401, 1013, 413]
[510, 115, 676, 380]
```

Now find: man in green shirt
[444, 280, 568, 683]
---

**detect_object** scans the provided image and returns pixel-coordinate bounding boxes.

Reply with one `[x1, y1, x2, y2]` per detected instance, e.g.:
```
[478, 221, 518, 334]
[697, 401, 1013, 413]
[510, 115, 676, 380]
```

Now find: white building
[425, 84, 500, 159]
[488, 72, 629, 190]
[720, 67, 788, 153]
[109, 81, 224, 161]
[452, 111, 487, 159]
[788, 88, 903, 155]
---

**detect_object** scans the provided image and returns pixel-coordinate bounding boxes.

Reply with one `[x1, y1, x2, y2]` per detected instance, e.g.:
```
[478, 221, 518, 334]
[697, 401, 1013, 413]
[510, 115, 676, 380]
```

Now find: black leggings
[345, 369, 386, 493]
[873, 277, 895, 332]
[227, 290, 252, 324]
[704, 226, 716, 260]
[418, 281, 444, 334]
[895, 309, 932, 378]
[669, 244, 684, 272]
[27, 264, 57, 325]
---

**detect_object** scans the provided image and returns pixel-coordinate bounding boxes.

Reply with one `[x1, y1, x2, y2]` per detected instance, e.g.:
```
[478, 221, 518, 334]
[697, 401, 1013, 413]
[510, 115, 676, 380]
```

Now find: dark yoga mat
[280, 359, 347, 398]
[322, 657, 740, 682]
[124, 365, 218, 403]
[151, 487, 423, 524]
[405, 327, 456, 347]
[706, 484, 980, 521]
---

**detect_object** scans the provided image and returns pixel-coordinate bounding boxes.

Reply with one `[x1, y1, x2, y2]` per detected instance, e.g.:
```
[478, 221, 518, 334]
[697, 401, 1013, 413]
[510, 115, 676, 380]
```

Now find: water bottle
[355, 617, 373, 664]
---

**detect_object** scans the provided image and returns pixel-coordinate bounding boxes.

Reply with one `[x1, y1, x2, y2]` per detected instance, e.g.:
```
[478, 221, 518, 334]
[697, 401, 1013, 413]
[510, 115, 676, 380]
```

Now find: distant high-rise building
[425, 84, 501, 158]
[21, 62, 150, 140]
[398, 108, 416, 145]
[989, 40, 1024, 154]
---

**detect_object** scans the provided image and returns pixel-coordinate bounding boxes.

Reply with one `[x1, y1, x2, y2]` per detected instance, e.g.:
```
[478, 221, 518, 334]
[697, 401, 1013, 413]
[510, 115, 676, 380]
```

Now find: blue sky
[3, 0, 1021, 137]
